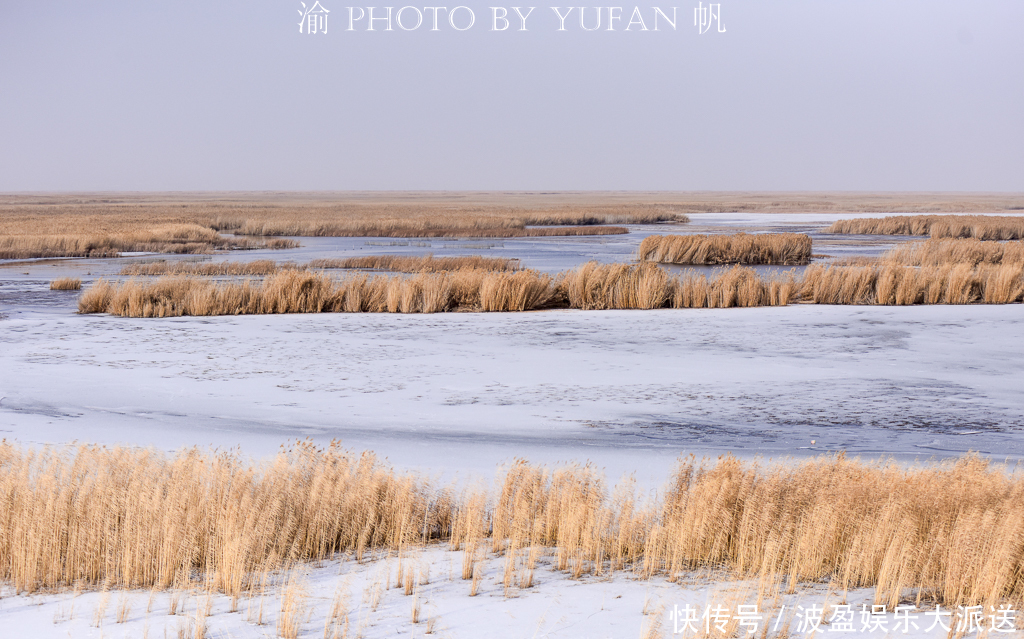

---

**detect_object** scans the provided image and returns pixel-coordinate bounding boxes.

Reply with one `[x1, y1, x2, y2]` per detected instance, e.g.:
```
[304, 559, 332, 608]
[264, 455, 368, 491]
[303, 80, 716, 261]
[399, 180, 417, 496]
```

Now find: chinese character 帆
[694, 2, 725, 34]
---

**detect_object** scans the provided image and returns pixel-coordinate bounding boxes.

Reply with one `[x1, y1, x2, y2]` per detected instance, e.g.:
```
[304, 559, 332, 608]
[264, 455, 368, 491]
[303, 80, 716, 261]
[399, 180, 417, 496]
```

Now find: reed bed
[78, 270, 556, 316]
[638, 233, 812, 266]
[669, 266, 798, 308]
[800, 263, 1024, 305]
[2, 441, 1023, 610]
[882, 238, 1024, 267]
[560, 263, 796, 309]
[0, 198, 683, 258]
[118, 255, 520, 277]
[307, 254, 520, 272]
[77, 259, 1024, 316]
[49, 277, 81, 291]
[77, 264, 794, 317]
[0, 225, 297, 260]
[219, 222, 632, 239]
[120, 260, 286, 277]
[0, 441, 441, 595]
[207, 204, 680, 238]
[827, 215, 1024, 240]
[8, 193, 1023, 259]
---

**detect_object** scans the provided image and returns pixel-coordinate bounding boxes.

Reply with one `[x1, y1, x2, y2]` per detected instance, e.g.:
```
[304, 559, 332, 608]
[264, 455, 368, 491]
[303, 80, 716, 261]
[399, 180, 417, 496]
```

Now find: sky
[1, 0, 1022, 192]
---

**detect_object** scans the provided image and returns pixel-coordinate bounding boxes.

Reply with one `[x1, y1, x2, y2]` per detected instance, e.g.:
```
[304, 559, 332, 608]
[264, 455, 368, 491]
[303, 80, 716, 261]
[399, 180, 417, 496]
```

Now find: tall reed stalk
[827, 215, 1024, 240]
[638, 233, 812, 266]
[882, 238, 1024, 266]
[2, 442, 1022, 610]
[78, 264, 796, 317]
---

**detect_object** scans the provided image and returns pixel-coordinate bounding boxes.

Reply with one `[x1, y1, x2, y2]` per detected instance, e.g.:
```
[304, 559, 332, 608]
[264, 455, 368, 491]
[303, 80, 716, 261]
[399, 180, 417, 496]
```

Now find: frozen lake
[1, 211, 1020, 484]
[2, 305, 1023, 485]
[0, 212, 920, 289]
[2, 211, 1023, 639]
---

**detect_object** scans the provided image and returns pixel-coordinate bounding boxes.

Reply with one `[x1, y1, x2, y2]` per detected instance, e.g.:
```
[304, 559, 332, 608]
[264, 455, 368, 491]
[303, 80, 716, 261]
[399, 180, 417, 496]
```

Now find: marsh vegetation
[1, 441, 1020, 611]
[638, 233, 812, 266]
[827, 215, 1024, 240]
[49, 277, 81, 291]
[118, 255, 521, 277]
[0, 194, 692, 259]
[77, 263, 798, 317]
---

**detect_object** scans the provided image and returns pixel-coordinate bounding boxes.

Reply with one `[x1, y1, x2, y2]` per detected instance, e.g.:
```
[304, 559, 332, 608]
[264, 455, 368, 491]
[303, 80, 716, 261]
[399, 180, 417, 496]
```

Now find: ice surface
[2, 212, 1023, 637]
[2, 211, 1022, 480]
[2, 306, 1023, 486]
[0, 546, 967, 639]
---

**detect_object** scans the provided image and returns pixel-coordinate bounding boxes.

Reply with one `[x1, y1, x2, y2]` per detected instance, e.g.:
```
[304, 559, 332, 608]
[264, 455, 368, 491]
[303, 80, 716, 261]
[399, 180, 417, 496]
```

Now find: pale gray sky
[1, 1, 1021, 191]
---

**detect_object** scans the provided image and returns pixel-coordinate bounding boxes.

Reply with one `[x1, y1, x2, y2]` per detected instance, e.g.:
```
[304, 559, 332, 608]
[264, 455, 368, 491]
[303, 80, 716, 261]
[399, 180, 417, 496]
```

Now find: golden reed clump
[10, 192, 1024, 257]
[224, 223, 631, 239]
[49, 277, 81, 291]
[638, 233, 812, 266]
[0, 196, 687, 258]
[558, 263, 796, 310]
[77, 261, 1024, 316]
[669, 266, 798, 308]
[120, 259, 286, 277]
[118, 255, 520, 277]
[208, 204, 681, 238]
[78, 264, 795, 317]
[800, 263, 1024, 305]
[0, 441, 444, 596]
[0, 224, 297, 260]
[882, 238, 1024, 267]
[2, 441, 1023, 609]
[559, 263, 674, 310]
[78, 269, 557, 317]
[306, 254, 521, 272]
[827, 215, 1024, 240]
[647, 453, 1024, 609]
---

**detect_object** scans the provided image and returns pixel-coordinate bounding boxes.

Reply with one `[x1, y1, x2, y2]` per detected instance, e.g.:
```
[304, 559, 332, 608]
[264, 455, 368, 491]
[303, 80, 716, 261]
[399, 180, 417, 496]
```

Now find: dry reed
[79, 269, 557, 317]
[120, 260, 286, 277]
[882, 238, 1024, 267]
[669, 266, 798, 308]
[557, 263, 796, 310]
[207, 204, 678, 238]
[638, 234, 812, 266]
[324, 585, 349, 639]
[277, 574, 307, 639]
[232, 225, 631, 238]
[78, 264, 798, 317]
[827, 215, 1024, 240]
[118, 255, 519, 277]
[800, 263, 1024, 305]
[0, 196, 684, 259]
[50, 277, 82, 291]
[0, 224, 297, 260]
[3, 442, 1024, 610]
[8, 192, 1024, 258]
[76, 260, 1024, 316]
[307, 254, 520, 272]
[0, 441, 444, 596]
